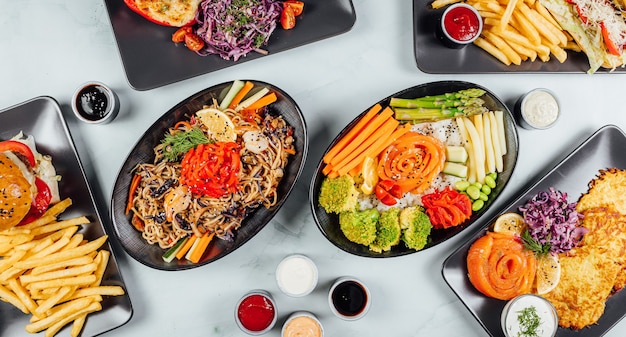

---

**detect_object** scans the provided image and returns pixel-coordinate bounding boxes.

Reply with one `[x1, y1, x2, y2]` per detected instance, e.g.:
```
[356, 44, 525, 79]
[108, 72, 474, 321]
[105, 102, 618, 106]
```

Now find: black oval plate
[309, 81, 519, 258]
[110, 80, 308, 270]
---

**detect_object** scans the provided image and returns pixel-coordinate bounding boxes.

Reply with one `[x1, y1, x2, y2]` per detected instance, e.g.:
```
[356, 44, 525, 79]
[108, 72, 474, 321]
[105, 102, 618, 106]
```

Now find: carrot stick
[368, 123, 413, 158]
[335, 118, 399, 176]
[188, 232, 215, 263]
[244, 92, 277, 111]
[228, 81, 254, 109]
[322, 163, 333, 175]
[323, 104, 382, 164]
[329, 107, 394, 167]
[175, 235, 197, 260]
[125, 174, 142, 215]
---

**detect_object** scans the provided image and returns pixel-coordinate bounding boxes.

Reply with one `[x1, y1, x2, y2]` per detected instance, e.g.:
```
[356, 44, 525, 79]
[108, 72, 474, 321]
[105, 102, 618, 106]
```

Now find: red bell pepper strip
[600, 22, 622, 56]
[180, 142, 241, 198]
[0, 140, 36, 167]
[422, 187, 472, 229]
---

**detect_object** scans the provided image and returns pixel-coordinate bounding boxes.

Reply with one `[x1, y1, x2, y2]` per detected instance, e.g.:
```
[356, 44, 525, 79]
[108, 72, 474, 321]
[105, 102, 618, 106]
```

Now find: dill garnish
[161, 128, 210, 162]
[521, 229, 551, 256]
[517, 306, 542, 337]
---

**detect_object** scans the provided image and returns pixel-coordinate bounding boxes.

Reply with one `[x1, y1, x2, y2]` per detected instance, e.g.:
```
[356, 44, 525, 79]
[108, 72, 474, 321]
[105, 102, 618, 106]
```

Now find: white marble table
[2, 1, 626, 336]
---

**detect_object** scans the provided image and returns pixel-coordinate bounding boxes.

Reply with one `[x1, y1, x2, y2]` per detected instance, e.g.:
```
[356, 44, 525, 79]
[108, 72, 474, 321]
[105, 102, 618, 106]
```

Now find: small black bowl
[71, 81, 120, 124]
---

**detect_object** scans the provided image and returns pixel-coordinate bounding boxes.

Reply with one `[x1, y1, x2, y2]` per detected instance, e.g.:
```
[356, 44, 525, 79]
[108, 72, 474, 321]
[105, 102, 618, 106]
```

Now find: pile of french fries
[432, 0, 580, 65]
[0, 198, 125, 337]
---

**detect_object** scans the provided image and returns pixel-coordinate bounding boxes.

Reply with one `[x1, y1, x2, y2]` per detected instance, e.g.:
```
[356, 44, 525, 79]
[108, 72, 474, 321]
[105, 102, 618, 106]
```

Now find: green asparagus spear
[390, 88, 488, 122]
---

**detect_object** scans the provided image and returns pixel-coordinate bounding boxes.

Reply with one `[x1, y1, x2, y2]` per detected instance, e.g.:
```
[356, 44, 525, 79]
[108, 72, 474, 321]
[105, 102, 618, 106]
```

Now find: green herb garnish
[521, 229, 551, 256]
[517, 306, 542, 337]
[161, 128, 210, 162]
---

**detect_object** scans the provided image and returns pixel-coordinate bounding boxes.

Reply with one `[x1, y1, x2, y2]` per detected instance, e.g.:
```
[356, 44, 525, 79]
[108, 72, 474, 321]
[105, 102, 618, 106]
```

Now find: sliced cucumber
[443, 161, 468, 178]
[162, 236, 189, 263]
[219, 80, 245, 110]
[445, 146, 468, 163]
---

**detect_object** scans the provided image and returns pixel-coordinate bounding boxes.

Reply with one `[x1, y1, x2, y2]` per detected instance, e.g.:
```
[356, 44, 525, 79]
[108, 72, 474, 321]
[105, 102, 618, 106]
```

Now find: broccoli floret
[339, 208, 379, 245]
[400, 206, 432, 251]
[369, 208, 402, 253]
[318, 175, 359, 214]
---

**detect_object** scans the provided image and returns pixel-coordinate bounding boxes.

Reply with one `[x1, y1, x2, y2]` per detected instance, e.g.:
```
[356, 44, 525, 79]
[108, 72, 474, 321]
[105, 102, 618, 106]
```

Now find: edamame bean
[472, 199, 484, 211]
[455, 180, 470, 191]
[466, 185, 481, 200]
[484, 175, 496, 189]
[481, 184, 491, 195]
[479, 192, 488, 201]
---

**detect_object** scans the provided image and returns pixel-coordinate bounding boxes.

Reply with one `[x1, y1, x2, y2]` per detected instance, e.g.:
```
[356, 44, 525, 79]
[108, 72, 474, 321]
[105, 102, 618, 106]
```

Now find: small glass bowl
[235, 290, 278, 335]
[501, 294, 558, 337]
[328, 276, 371, 321]
[281, 311, 324, 337]
[71, 81, 120, 124]
[276, 254, 318, 297]
[514, 88, 560, 130]
[437, 3, 483, 49]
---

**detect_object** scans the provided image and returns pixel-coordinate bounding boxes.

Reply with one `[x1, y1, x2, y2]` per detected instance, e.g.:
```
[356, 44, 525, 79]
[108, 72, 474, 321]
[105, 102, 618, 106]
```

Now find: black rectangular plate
[442, 125, 626, 337]
[104, 0, 356, 90]
[0, 97, 132, 337]
[413, 0, 626, 73]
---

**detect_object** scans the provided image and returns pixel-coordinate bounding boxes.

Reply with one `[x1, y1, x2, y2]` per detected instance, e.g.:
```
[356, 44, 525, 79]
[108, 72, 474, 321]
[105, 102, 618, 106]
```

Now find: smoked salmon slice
[467, 231, 536, 300]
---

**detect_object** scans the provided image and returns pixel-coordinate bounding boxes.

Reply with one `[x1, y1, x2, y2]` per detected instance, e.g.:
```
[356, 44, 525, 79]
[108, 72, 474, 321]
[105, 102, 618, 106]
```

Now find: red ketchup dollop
[443, 5, 481, 42]
[237, 294, 276, 332]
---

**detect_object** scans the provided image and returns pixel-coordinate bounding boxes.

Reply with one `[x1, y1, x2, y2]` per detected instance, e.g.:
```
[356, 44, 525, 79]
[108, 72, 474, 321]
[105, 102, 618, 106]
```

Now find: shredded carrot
[175, 235, 197, 260]
[188, 232, 215, 263]
[125, 174, 142, 215]
[323, 104, 382, 164]
[228, 81, 254, 109]
[335, 118, 399, 176]
[244, 92, 277, 111]
[174, 121, 193, 130]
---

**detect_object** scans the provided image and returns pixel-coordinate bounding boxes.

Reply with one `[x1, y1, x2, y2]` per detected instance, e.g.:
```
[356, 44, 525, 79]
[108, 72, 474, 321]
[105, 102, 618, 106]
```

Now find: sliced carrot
[244, 92, 277, 111]
[125, 174, 142, 215]
[228, 81, 254, 109]
[335, 118, 399, 176]
[323, 104, 382, 164]
[329, 107, 394, 167]
[174, 121, 193, 130]
[175, 234, 197, 260]
[188, 232, 215, 263]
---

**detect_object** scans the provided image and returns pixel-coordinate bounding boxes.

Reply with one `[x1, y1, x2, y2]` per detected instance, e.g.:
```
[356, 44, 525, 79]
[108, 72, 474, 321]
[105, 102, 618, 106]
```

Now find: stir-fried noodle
[128, 100, 295, 248]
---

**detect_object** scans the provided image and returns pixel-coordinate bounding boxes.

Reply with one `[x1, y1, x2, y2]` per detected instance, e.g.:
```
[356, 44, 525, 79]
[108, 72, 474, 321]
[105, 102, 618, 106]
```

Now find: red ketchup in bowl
[439, 3, 483, 48]
[236, 291, 277, 334]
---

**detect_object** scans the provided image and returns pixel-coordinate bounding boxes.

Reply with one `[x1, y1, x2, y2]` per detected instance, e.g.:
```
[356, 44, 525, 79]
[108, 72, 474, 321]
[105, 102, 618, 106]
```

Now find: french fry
[0, 200, 124, 337]
[475, 37, 511, 65]
[500, 0, 519, 29]
[431, 0, 463, 9]
[483, 30, 522, 65]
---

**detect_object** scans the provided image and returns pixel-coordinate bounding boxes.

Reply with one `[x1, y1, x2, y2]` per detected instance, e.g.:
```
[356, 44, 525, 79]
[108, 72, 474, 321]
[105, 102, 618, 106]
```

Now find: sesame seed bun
[0, 153, 32, 230]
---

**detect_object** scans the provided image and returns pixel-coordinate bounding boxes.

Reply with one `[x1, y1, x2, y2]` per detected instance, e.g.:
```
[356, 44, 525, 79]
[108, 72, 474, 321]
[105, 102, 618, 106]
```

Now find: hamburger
[540, 0, 626, 73]
[0, 133, 60, 230]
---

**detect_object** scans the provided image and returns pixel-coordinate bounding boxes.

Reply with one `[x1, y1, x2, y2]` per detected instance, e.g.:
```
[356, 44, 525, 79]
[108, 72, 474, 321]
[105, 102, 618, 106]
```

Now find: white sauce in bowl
[521, 90, 559, 128]
[276, 254, 318, 297]
[501, 294, 558, 337]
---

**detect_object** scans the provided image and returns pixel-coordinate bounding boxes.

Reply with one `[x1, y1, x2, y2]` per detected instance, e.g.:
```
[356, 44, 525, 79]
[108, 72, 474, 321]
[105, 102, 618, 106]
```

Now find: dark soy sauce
[331, 280, 367, 316]
[76, 85, 109, 121]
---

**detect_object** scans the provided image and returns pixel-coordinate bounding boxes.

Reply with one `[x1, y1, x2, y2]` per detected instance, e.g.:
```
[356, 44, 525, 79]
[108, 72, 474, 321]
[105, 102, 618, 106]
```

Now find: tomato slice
[172, 26, 192, 43]
[0, 140, 36, 167]
[280, 5, 296, 30]
[600, 22, 621, 56]
[284, 1, 304, 16]
[17, 177, 52, 226]
[184, 33, 205, 52]
[375, 184, 397, 206]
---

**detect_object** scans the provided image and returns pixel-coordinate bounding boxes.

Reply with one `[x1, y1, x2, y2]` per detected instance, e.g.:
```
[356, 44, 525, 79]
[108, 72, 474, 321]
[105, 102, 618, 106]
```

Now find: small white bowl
[328, 276, 371, 320]
[281, 311, 324, 337]
[438, 3, 483, 48]
[501, 294, 558, 337]
[71, 81, 120, 124]
[514, 88, 560, 130]
[234, 290, 277, 335]
[276, 254, 318, 297]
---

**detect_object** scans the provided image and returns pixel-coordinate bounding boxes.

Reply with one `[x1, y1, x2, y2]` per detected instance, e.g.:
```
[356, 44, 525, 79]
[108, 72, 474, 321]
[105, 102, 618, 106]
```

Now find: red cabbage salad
[518, 187, 588, 254]
[195, 0, 282, 61]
